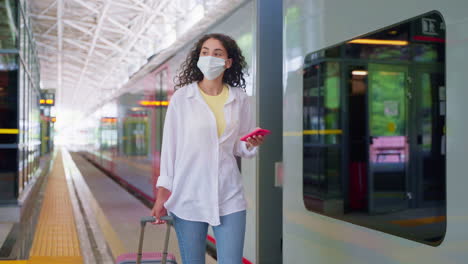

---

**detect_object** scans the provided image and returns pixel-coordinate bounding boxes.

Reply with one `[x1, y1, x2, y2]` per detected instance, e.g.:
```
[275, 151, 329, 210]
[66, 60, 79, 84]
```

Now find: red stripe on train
[206, 234, 216, 244]
[413, 35, 445, 43]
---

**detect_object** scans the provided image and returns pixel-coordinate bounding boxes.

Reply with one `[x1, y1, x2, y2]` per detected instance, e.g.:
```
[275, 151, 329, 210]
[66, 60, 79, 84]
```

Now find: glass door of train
[347, 63, 445, 214]
[367, 64, 410, 214]
[411, 65, 445, 208]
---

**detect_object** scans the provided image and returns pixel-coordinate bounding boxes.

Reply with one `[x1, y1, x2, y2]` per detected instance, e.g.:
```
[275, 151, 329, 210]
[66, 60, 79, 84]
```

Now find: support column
[255, 0, 283, 263]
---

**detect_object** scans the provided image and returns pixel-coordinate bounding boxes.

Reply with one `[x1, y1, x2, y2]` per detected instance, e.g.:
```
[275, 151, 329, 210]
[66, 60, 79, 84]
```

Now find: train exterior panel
[283, 0, 467, 263]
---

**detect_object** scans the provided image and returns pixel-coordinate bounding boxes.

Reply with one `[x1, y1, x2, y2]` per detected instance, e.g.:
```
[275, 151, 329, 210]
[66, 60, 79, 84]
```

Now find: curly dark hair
[175, 33, 247, 90]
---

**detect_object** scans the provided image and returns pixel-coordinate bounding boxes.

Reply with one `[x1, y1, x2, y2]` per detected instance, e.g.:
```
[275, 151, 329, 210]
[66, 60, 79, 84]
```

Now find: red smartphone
[240, 128, 271, 141]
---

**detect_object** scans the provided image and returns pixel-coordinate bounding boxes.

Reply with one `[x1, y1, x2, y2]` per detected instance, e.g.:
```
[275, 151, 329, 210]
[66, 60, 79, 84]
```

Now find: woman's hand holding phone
[241, 128, 270, 149]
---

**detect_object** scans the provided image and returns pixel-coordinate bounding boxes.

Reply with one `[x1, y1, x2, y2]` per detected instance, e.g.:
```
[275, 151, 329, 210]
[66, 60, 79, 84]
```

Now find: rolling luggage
[116, 216, 177, 264]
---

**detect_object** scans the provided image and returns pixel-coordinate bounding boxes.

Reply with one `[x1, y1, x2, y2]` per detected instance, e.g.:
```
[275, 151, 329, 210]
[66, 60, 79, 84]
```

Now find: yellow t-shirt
[199, 85, 229, 137]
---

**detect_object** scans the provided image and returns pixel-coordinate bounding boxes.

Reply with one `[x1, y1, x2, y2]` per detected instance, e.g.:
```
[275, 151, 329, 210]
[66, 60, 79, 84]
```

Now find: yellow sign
[40, 99, 54, 105]
[388, 122, 396, 132]
[139, 100, 169, 107]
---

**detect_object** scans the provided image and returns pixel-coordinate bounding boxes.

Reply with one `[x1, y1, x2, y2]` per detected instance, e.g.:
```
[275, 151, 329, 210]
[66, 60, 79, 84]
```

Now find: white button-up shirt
[156, 82, 257, 226]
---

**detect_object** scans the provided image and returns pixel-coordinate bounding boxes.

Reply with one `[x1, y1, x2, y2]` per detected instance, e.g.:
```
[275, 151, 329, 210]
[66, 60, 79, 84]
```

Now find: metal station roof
[28, 0, 244, 129]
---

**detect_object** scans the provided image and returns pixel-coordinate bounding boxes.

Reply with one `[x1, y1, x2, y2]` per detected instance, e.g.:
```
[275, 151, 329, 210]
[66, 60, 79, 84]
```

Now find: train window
[303, 12, 446, 246]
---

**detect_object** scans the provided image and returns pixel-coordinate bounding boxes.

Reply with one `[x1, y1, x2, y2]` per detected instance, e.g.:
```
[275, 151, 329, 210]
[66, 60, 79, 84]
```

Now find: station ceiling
[28, 0, 243, 130]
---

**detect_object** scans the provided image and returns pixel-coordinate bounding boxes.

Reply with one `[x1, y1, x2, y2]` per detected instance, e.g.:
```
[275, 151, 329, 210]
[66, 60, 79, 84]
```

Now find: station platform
[0, 149, 216, 264]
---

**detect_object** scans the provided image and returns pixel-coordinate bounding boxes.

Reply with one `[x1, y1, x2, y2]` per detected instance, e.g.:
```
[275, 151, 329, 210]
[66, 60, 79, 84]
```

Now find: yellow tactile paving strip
[26, 151, 83, 264]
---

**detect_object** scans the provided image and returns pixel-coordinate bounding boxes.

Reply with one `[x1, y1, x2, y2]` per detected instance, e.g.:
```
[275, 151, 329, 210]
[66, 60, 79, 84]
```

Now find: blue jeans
[171, 210, 246, 264]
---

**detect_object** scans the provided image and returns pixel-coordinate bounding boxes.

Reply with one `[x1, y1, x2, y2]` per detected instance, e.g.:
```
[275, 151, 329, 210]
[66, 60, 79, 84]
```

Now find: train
[72, 0, 468, 263]
[283, 0, 466, 263]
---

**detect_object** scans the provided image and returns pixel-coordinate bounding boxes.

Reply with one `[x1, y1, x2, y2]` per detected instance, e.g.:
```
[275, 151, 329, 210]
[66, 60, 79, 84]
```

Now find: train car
[283, 0, 467, 263]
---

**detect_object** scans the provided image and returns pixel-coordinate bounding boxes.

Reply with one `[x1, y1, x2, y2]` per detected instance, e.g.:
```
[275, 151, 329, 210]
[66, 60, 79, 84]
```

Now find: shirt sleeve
[233, 95, 258, 159]
[156, 97, 178, 191]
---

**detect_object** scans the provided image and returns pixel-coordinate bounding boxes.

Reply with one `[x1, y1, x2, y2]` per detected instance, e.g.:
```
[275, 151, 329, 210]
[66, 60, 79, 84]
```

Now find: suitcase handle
[140, 215, 173, 225]
[137, 215, 174, 264]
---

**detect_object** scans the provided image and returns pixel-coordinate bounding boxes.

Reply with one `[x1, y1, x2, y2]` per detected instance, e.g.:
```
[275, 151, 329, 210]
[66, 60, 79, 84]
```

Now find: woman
[151, 33, 265, 264]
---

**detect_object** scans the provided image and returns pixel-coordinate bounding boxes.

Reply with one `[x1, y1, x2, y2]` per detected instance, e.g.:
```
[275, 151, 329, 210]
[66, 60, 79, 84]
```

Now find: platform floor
[0, 149, 216, 264]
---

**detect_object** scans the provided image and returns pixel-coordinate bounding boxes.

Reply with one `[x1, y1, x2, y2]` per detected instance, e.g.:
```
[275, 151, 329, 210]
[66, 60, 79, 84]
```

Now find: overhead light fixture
[348, 39, 409, 46]
[352, 70, 368, 76]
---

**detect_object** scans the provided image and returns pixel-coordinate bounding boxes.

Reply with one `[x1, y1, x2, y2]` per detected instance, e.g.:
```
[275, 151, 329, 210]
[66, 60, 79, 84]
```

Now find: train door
[367, 63, 410, 214]
[346, 64, 368, 211]
[347, 63, 445, 213]
[411, 65, 446, 208]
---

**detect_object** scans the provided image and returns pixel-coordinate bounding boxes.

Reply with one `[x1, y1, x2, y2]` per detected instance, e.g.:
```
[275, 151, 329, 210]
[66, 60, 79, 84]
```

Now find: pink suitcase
[116, 216, 177, 264]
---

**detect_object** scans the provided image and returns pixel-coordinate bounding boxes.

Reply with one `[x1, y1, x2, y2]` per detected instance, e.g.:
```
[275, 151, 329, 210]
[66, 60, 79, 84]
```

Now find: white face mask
[197, 56, 226, 80]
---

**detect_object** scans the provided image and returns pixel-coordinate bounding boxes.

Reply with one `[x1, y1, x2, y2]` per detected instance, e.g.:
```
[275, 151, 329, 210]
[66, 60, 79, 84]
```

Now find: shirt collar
[186, 82, 236, 104]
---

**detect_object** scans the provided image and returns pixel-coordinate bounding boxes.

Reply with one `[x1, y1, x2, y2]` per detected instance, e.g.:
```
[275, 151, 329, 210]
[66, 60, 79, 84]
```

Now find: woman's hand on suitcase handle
[151, 187, 171, 225]
[151, 200, 167, 225]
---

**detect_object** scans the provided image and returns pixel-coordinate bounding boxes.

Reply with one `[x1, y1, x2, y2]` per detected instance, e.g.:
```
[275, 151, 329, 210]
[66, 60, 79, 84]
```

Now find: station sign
[40, 115, 56, 122]
[40, 92, 55, 106]
[139, 100, 169, 107]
